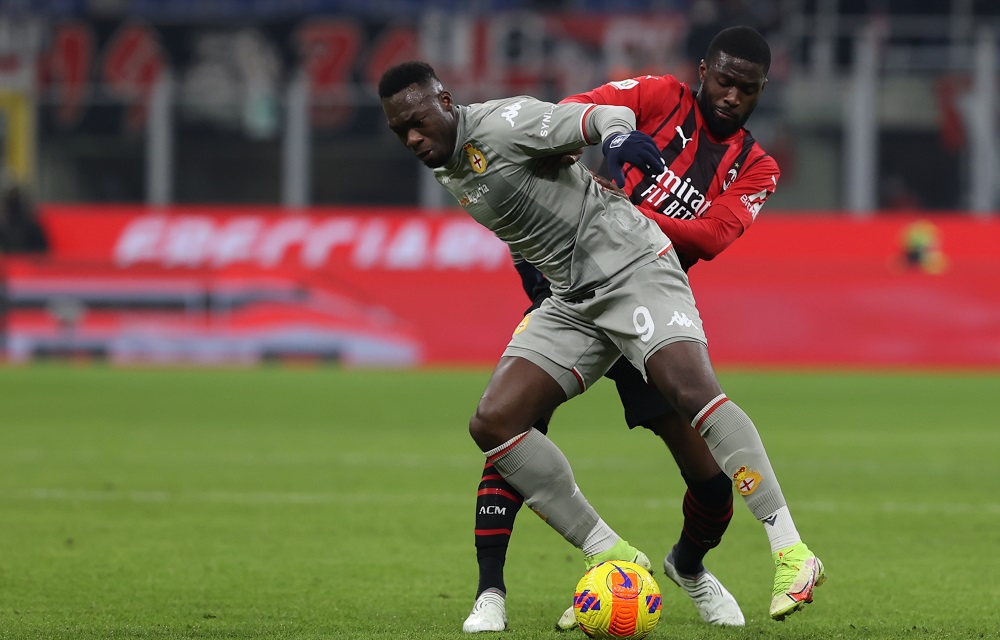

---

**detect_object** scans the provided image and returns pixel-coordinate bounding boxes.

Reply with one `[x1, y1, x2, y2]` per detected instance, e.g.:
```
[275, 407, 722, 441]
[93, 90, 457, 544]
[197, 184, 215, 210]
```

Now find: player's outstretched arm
[642, 156, 780, 260]
[641, 204, 746, 261]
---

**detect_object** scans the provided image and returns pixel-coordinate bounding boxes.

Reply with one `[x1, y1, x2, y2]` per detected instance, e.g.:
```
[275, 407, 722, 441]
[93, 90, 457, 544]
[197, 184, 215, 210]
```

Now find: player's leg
[473, 411, 550, 597]
[606, 358, 744, 627]
[470, 355, 642, 564]
[465, 298, 647, 631]
[648, 413, 733, 572]
[464, 412, 550, 633]
[606, 358, 733, 571]
[649, 412, 743, 626]
[598, 255, 823, 621]
[463, 358, 560, 634]
[643, 340, 825, 621]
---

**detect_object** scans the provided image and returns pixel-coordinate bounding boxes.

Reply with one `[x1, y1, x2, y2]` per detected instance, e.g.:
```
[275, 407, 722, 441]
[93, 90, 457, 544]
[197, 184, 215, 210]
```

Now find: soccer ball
[573, 560, 662, 639]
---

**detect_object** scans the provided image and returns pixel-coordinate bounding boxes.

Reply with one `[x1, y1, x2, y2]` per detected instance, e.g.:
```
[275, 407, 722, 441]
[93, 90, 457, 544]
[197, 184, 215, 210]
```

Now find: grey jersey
[433, 97, 671, 298]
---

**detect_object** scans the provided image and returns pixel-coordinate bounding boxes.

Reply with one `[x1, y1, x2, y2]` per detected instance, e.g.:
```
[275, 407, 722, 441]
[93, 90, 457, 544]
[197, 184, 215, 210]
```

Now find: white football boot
[462, 588, 507, 633]
[662, 549, 745, 626]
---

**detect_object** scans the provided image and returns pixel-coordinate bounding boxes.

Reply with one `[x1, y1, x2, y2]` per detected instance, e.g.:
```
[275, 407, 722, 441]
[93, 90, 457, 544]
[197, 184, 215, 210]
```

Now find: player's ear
[698, 59, 707, 83]
[439, 90, 454, 110]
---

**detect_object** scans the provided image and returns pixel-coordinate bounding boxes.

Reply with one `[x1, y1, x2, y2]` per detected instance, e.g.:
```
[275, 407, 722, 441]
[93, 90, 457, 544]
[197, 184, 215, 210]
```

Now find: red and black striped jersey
[562, 74, 779, 267]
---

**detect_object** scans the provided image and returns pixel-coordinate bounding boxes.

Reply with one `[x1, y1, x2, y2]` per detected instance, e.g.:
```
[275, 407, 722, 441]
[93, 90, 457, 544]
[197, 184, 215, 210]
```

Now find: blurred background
[0, 0, 998, 368]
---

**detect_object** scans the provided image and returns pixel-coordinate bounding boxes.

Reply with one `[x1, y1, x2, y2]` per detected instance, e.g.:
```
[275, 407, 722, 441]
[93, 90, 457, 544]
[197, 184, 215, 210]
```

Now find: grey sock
[487, 428, 599, 548]
[695, 398, 787, 520]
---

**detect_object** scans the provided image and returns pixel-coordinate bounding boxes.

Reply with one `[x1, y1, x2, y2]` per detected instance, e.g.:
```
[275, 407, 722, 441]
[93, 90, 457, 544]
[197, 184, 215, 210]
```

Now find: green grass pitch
[1, 365, 998, 639]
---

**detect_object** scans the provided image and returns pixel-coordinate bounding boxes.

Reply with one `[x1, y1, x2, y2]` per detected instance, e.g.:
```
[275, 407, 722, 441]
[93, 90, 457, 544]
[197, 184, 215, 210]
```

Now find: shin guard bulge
[486, 428, 599, 548]
[692, 395, 787, 521]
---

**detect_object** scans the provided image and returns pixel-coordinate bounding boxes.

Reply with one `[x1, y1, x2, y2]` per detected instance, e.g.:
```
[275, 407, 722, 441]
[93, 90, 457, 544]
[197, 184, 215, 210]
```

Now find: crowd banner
[3, 205, 998, 368]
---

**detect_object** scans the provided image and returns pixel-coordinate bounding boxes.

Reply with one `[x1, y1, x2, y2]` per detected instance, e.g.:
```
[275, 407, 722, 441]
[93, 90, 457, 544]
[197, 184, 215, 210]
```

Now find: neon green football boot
[770, 542, 826, 621]
[585, 538, 652, 571]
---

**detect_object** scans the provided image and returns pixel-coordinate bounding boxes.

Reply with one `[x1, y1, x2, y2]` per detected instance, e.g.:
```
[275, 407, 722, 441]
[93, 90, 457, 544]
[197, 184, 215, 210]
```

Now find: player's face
[382, 83, 458, 169]
[697, 53, 767, 139]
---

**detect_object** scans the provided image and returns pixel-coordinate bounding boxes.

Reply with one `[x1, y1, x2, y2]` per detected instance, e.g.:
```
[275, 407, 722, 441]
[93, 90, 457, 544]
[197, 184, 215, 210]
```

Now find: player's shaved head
[706, 26, 771, 75]
[378, 61, 442, 98]
[380, 60, 457, 169]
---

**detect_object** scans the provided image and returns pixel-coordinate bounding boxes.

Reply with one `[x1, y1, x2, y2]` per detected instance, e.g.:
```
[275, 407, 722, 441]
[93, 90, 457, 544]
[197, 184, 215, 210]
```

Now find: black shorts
[603, 357, 677, 429]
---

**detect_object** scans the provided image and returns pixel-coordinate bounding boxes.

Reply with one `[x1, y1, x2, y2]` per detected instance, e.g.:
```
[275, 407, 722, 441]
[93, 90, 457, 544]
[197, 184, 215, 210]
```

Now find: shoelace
[772, 553, 806, 596]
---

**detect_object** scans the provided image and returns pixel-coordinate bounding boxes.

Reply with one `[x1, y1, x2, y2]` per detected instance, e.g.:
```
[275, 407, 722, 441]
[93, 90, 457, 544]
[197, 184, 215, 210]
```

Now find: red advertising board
[8, 205, 527, 365]
[689, 215, 1000, 368]
[4, 205, 1000, 368]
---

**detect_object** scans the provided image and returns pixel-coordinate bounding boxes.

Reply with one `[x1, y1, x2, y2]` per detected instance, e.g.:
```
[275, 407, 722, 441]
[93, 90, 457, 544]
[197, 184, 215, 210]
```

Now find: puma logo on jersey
[675, 126, 693, 149]
[666, 311, 695, 327]
[502, 100, 526, 127]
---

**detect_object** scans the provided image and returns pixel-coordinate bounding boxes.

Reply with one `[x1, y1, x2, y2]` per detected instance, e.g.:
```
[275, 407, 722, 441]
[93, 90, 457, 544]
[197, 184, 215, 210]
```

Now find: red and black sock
[474, 460, 525, 596]
[672, 471, 734, 576]
[473, 415, 549, 596]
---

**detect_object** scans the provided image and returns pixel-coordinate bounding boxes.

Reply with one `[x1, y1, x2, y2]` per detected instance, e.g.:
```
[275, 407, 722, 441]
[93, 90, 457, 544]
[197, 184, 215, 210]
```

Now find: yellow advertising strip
[0, 91, 34, 184]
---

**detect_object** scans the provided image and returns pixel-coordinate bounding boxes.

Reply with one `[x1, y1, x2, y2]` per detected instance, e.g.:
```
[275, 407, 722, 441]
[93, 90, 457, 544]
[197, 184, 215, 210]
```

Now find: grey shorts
[503, 250, 707, 400]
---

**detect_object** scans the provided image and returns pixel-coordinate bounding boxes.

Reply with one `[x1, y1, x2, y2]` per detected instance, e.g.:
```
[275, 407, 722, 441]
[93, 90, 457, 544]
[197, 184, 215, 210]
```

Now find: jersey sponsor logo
[513, 313, 531, 335]
[733, 465, 763, 496]
[538, 104, 555, 137]
[608, 78, 639, 90]
[740, 188, 770, 219]
[665, 311, 695, 327]
[463, 143, 487, 174]
[674, 125, 693, 149]
[501, 99, 526, 127]
[638, 166, 711, 219]
[458, 183, 490, 206]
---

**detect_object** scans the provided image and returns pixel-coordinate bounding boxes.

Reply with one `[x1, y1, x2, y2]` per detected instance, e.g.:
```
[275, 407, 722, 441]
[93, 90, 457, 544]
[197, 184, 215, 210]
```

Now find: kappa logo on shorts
[513, 313, 531, 335]
[665, 311, 695, 327]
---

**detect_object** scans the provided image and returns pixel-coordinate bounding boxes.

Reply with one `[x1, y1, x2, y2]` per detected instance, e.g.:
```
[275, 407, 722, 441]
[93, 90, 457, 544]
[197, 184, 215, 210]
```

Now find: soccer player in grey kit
[379, 60, 825, 631]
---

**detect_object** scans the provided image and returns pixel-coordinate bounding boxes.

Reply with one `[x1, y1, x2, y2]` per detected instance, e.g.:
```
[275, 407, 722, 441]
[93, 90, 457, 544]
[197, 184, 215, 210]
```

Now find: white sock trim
[581, 518, 618, 557]
[484, 429, 532, 458]
[762, 506, 801, 552]
[691, 393, 727, 428]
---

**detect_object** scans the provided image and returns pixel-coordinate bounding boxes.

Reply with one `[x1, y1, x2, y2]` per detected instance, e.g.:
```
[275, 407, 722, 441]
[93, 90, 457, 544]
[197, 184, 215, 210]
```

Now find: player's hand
[602, 131, 664, 187]
[534, 148, 584, 179]
[590, 171, 626, 196]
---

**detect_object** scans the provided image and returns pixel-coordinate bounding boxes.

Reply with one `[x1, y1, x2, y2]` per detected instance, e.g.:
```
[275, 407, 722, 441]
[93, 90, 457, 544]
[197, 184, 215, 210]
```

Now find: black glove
[602, 131, 665, 187]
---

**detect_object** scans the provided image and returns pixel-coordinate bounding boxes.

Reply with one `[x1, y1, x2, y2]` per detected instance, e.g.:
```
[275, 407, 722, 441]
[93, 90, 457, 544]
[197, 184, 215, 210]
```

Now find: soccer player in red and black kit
[463, 27, 824, 633]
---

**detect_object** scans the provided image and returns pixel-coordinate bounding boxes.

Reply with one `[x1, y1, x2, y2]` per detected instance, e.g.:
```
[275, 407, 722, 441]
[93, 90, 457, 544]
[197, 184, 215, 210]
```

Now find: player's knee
[672, 384, 722, 424]
[696, 470, 735, 504]
[468, 402, 518, 450]
[468, 410, 491, 449]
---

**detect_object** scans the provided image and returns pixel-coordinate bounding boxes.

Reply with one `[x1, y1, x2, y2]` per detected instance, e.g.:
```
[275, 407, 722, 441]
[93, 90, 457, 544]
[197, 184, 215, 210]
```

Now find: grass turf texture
[0, 365, 998, 640]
